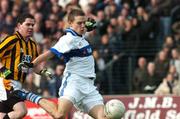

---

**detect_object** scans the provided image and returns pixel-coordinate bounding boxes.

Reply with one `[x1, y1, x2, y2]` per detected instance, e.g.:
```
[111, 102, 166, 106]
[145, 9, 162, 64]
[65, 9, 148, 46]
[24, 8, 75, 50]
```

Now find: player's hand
[0, 66, 12, 79]
[85, 18, 97, 32]
[40, 68, 53, 79]
[18, 62, 33, 73]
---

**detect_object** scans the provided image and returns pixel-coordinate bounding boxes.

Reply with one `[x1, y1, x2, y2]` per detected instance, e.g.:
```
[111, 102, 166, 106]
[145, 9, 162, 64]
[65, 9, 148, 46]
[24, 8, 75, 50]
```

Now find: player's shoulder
[59, 34, 74, 44]
[0, 34, 18, 43]
[29, 37, 37, 45]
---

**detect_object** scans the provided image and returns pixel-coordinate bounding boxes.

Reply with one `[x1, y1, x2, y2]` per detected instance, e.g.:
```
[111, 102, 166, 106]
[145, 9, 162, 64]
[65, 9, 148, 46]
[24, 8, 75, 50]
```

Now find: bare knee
[53, 112, 66, 119]
[8, 109, 27, 119]
[89, 105, 107, 119]
[10, 101, 28, 118]
[16, 109, 27, 118]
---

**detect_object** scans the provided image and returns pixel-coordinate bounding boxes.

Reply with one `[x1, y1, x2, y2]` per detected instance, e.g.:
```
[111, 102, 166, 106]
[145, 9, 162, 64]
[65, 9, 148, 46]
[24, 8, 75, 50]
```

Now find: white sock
[26, 92, 42, 104]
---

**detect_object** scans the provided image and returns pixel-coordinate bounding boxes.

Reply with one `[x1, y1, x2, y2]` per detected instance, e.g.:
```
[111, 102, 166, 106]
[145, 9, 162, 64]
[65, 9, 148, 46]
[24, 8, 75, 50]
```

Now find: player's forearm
[33, 50, 54, 67]
[32, 50, 54, 74]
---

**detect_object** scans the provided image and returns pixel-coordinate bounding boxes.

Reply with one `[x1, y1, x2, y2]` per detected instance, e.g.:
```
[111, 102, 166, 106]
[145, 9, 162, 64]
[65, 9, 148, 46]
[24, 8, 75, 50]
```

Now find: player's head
[67, 8, 86, 35]
[16, 13, 35, 39]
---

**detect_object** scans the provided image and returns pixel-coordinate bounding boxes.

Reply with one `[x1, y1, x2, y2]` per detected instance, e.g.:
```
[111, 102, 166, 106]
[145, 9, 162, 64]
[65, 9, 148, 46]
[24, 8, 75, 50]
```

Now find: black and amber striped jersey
[0, 31, 38, 82]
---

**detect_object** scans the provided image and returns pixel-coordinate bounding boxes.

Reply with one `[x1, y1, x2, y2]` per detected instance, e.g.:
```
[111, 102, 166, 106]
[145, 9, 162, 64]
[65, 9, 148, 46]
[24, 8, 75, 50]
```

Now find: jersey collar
[65, 28, 82, 37]
[15, 31, 29, 42]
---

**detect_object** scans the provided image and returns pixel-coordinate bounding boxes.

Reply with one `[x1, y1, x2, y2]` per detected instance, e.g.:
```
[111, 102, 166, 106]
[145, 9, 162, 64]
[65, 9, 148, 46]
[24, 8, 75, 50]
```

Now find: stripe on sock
[27, 92, 42, 104]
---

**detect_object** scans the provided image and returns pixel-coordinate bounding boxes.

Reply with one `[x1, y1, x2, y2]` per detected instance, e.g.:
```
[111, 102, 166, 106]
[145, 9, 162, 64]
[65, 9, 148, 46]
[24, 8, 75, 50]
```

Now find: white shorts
[58, 72, 104, 113]
[0, 77, 22, 101]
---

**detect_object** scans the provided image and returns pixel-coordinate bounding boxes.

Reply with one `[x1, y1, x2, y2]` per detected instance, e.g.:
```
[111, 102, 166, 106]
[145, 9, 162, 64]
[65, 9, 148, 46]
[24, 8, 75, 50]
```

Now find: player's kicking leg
[13, 90, 63, 119]
[14, 90, 74, 119]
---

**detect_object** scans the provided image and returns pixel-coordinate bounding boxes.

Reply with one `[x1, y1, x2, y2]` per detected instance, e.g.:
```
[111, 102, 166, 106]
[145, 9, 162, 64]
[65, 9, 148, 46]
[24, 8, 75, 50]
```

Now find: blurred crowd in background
[0, 0, 180, 97]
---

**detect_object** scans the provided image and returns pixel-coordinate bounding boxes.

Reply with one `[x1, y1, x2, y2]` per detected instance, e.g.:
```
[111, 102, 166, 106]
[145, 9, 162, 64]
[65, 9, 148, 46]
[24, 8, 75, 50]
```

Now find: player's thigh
[13, 101, 27, 115]
[58, 98, 73, 115]
[82, 88, 103, 112]
[59, 73, 84, 103]
[89, 104, 107, 119]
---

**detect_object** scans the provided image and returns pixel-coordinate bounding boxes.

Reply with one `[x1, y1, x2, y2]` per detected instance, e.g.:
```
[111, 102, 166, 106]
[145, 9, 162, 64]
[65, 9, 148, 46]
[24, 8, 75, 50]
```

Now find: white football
[104, 99, 126, 119]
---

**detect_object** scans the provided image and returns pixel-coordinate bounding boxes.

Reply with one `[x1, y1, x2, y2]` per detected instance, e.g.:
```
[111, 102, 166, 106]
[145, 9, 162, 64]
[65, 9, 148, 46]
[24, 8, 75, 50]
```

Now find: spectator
[120, 6, 131, 19]
[11, 4, 21, 23]
[27, 1, 38, 16]
[44, 18, 57, 35]
[82, 3, 95, 18]
[150, 0, 173, 47]
[0, 0, 10, 17]
[116, 15, 126, 43]
[168, 65, 179, 80]
[107, 24, 122, 54]
[132, 57, 147, 93]
[34, 12, 45, 34]
[172, 21, 180, 49]
[35, 0, 45, 14]
[104, 2, 119, 18]
[142, 62, 159, 93]
[2, 14, 15, 35]
[122, 19, 139, 57]
[96, 10, 109, 35]
[162, 45, 171, 60]
[155, 73, 180, 95]
[136, 6, 157, 60]
[33, 23, 44, 43]
[154, 50, 170, 80]
[170, 48, 180, 80]
[163, 36, 176, 53]
[98, 34, 115, 63]
[51, 4, 64, 19]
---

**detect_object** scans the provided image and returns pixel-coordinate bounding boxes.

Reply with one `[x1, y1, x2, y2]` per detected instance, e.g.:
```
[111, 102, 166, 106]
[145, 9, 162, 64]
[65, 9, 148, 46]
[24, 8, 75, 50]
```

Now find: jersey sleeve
[50, 36, 74, 59]
[0, 36, 17, 58]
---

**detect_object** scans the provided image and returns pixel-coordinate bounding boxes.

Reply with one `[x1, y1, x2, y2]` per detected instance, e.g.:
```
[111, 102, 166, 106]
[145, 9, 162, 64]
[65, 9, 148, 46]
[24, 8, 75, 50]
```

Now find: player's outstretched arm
[33, 50, 54, 67]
